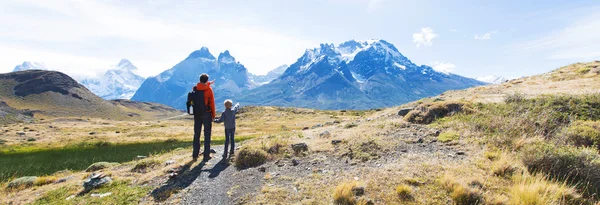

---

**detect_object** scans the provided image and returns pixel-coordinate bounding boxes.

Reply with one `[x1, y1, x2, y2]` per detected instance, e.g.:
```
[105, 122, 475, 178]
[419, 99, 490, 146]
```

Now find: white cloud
[367, 0, 384, 12]
[0, 0, 315, 77]
[474, 31, 498, 40]
[431, 61, 455, 74]
[450, 28, 458, 32]
[521, 11, 600, 60]
[412, 27, 438, 48]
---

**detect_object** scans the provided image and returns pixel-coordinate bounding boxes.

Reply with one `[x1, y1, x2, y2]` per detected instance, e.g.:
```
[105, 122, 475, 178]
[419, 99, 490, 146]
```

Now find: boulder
[319, 131, 331, 138]
[397, 108, 414, 116]
[86, 162, 119, 172]
[291, 143, 308, 154]
[331, 140, 342, 145]
[17, 132, 26, 136]
[7, 176, 37, 190]
[291, 159, 300, 166]
[352, 186, 365, 196]
[83, 173, 112, 193]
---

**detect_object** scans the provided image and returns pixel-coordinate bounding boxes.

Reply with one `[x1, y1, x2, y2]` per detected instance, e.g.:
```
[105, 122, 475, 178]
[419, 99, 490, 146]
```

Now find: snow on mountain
[476, 75, 508, 84]
[249, 64, 289, 85]
[79, 59, 145, 100]
[13, 62, 49, 72]
[240, 39, 485, 110]
[131, 48, 252, 110]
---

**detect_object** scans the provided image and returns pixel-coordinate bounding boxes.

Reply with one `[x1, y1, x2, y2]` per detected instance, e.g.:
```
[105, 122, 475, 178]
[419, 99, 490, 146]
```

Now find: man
[186, 73, 216, 161]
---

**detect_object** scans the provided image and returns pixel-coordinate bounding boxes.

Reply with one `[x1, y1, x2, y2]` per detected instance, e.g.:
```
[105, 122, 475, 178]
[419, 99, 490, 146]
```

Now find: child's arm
[232, 103, 240, 113]
[214, 112, 225, 123]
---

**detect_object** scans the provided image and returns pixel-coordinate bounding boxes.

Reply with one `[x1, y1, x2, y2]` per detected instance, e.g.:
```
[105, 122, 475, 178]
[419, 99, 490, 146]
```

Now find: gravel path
[171, 146, 265, 205]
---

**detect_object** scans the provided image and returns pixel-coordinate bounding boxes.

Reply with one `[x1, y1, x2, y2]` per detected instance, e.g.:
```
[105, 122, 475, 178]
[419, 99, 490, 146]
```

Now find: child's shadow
[151, 160, 207, 202]
[208, 158, 230, 179]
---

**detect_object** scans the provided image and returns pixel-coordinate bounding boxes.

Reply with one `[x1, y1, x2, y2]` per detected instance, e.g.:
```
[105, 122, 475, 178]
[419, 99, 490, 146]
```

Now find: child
[214, 99, 239, 158]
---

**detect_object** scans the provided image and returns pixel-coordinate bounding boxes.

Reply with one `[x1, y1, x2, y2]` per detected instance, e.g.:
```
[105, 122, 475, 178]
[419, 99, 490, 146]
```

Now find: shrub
[333, 181, 358, 205]
[520, 142, 600, 195]
[395, 184, 412, 200]
[509, 174, 582, 205]
[7, 176, 37, 190]
[234, 147, 268, 169]
[86, 162, 120, 172]
[34, 176, 58, 186]
[438, 131, 460, 143]
[564, 121, 600, 149]
[439, 175, 484, 205]
[132, 159, 160, 173]
[403, 101, 469, 124]
[344, 123, 358, 129]
[491, 154, 521, 178]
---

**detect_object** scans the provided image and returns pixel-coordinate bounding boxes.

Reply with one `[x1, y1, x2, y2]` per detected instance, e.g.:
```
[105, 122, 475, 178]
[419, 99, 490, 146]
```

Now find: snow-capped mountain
[249, 64, 289, 85]
[476, 75, 508, 84]
[131, 48, 252, 110]
[13, 62, 49, 72]
[11, 60, 144, 100]
[79, 59, 145, 100]
[239, 39, 485, 109]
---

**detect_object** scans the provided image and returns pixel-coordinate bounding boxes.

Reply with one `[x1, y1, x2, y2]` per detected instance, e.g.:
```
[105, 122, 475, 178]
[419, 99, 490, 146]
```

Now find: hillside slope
[0, 70, 181, 123]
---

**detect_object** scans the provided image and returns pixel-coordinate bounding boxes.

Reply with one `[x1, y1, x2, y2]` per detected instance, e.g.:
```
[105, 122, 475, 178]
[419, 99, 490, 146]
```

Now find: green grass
[438, 131, 460, 143]
[0, 136, 255, 182]
[33, 180, 150, 205]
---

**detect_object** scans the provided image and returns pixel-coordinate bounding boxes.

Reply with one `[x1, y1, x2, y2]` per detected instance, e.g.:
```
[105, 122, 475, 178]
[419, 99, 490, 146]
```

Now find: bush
[132, 159, 160, 173]
[344, 123, 358, 129]
[438, 131, 460, 143]
[234, 147, 268, 169]
[333, 181, 359, 205]
[509, 174, 582, 205]
[34, 176, 57, 186]
[86, 162, 120, 172]
[564, 121, 600, 149]
[440, 175, 484, 205]
[7, 176, 37, 190]
[520, 142, 600, 195]
[404, 101, 469, 124]
[395, 184, 412, 200]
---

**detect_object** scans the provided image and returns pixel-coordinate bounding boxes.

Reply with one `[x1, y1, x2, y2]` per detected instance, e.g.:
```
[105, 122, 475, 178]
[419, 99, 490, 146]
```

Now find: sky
[0, 0, 599, 79]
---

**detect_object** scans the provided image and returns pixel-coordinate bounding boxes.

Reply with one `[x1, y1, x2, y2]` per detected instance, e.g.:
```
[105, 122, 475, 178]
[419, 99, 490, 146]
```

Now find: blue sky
[0, 0, 599, 79]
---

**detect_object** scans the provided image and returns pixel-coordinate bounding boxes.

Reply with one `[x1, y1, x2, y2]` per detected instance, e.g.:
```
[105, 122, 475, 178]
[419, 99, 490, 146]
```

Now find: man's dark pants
[193, 114, 212, 159]
[224, 128, 235, 156]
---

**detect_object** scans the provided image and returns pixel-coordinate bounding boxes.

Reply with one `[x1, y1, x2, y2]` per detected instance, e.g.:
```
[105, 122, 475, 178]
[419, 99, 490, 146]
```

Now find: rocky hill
[0, 70, 180, 123]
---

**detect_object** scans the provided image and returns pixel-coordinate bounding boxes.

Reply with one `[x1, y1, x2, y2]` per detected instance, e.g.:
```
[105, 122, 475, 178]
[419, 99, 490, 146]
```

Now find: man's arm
[209, 89, 216, 119]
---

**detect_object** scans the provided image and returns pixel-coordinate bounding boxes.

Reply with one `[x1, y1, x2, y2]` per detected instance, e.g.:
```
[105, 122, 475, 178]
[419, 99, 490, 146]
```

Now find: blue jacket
[214, 103, 239, 129]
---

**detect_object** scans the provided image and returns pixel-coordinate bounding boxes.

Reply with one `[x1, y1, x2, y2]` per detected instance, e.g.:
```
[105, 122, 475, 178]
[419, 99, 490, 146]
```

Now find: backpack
[186, 90, 210, 116]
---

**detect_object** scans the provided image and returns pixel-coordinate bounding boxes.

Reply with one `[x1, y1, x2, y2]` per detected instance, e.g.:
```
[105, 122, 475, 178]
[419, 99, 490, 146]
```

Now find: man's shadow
[151, 160, 207, 202]
[151, 157, 231, 202]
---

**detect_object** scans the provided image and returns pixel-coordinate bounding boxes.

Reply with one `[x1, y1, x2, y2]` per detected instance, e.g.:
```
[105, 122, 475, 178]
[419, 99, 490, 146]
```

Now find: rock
[7, 176, 37, 189]
[91, 192, 112, 198]
[17, 132, 26, 136]
[136, 155, 147, 160]
[27, 137, 36, 141]
[319, 131, 331, 138]
[434, 130, 441, 136]
[350, 162, 357, 166]
[86, 162, 119, 172]
[331, 140, 342, 145]
[168, 173, 178, 179]
[210, 149, 217, 154]
[258, 167, 266, 172]
[311, 124, 323, 129]
[89, 132, 97, 135]
[401, 149, 408, 153]
[333, 120, 341, 124]
[416, 138, 424, 143]
[431, 139, 438, 143]
[291, 143, 308, 154]
[456, 151, 466, 155]
[397, 108, 414, 116]
[268, 145, 280, 154]
[291, 159, 300, 166]
[165, 160, 176, 166]
[82, 173, 112, 193]
[115, 131, 121, 134]
[54, 176, 75, 184]
[375, 108, 382, 111]
[366, 118, 372, 121]
[302, 127, 309, 130]
[352, 186, 365, 196]
[325, 122, 334, 126]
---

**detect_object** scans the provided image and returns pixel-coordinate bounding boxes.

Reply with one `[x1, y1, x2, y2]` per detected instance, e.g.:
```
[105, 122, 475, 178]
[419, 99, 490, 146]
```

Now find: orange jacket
[194, 82, 216, 119]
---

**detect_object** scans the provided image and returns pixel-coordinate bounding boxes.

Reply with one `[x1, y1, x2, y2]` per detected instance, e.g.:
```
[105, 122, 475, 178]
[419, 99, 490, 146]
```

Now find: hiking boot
[192, 156, 198, 162]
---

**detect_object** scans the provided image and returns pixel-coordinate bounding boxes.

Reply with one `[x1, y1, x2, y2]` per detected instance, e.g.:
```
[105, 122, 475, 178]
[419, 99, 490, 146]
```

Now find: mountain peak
[13, 61, 47, 72]
[185, 47, 216, 61]
[116, 59, 137, 70]
[218, 50, 236, 63]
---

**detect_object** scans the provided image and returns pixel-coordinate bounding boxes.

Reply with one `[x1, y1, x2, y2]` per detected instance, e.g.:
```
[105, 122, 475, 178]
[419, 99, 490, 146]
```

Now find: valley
[1, 61, 599, 204]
